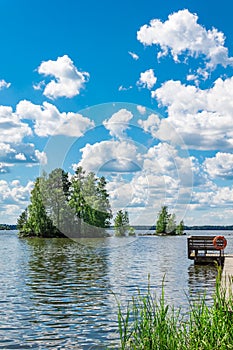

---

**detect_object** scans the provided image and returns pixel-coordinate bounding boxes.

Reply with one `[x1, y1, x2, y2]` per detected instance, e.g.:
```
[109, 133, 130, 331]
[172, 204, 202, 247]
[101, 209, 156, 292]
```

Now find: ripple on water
[0, 230, 221, 349]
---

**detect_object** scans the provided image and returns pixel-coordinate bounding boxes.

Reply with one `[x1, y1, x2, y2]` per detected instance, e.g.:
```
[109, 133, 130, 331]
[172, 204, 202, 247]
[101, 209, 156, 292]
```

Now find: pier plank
[221, 255, 233, 300]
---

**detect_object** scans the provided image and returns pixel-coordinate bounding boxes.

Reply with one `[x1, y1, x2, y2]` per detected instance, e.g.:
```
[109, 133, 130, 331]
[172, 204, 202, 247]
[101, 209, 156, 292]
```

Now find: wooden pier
[221, 255, 233, 301]
[187, 235, 225, 265]
[188, 235, 233, 301]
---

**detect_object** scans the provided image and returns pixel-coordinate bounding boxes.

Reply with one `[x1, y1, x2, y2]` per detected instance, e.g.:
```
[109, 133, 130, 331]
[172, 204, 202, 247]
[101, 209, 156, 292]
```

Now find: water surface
[0, 230, 231, 349]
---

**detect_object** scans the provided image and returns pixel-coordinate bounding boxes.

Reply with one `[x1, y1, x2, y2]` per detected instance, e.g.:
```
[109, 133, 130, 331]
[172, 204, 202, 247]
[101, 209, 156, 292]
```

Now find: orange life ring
[213, 235, 227, 250]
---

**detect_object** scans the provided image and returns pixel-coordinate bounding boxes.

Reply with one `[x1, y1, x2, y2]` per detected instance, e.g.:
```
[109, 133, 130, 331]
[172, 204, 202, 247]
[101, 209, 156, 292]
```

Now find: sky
[1, 0, 233, 226]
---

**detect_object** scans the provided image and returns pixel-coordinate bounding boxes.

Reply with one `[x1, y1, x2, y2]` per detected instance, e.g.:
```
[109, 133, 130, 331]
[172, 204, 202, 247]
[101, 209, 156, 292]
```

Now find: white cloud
[0, 143, 16, 158]
[137, 9, 233, 70]
[118, 85, 133, 91]
[128, 51, 139, 60]
[0, 179, 33, 204]
[10, 180, 34, 203]
[35, 150, 47, 165]
[142, 142, 198, 189]
[138, 113, 161, 135]
[33, 80, 45, 91]
[0, 106, 32, 143]
[137, 105, 146, 115]
[137, 69, 157, 89]
[204, 152, 233, 179]
[0, 142, 47, 166]
[152, 77, 233, 150]
[16, 100, 94, 137]
[103, 109, 133, 139]
[192, 186, 233, 208]
[15, 153, 26, 161]
[0, 163, 10, 173]
[75, 140, 142, 173]
[0, 179, 34, 223]
[0, 79, 11, 90]
[37, 55, 90, 99]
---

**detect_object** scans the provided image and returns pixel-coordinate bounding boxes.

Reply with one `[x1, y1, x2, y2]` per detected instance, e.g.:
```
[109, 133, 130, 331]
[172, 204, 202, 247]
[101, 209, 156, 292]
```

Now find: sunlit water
[0, 230, 232, 349]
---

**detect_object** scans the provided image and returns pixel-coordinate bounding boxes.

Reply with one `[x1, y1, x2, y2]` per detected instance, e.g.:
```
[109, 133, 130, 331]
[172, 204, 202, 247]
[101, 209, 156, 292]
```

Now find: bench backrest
[188, 235, 216, 250]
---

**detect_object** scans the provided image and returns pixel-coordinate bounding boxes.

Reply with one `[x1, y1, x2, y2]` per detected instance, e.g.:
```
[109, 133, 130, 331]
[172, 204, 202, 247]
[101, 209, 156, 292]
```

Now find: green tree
[69, 169, 112, 237]
[42, 168, 71, 233]
[93, 175, 112, 228]
[128, 226, 136, 236]
[18, 167, 112, 238]
[114, 210, 129, 236]
[69, 166, 86, 236]
[21, 178, 58, 237]
[176, 220, 185, 235]
[156, 206, 169, 234]
[17, 208, 28, 233]
[166, 213, 176, 234]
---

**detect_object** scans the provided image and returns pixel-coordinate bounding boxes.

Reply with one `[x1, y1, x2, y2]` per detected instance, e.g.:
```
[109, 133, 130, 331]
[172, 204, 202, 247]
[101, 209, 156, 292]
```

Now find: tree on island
[18, 167, 112, 238]
[17, 178, 61, 237]
[176, 220, 185, 235]
[156, 206, 169, 234]
[156, 206, 184, 235]
[114, 210, 135, 236]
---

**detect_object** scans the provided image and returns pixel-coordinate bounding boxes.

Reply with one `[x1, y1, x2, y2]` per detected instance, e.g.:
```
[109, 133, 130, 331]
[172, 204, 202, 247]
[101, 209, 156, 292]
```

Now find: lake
[0, 230, 232, 349]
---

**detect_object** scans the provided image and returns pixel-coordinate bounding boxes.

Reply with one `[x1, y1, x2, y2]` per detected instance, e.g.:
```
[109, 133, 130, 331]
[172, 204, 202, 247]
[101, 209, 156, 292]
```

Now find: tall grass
[117, 272, 233, 349]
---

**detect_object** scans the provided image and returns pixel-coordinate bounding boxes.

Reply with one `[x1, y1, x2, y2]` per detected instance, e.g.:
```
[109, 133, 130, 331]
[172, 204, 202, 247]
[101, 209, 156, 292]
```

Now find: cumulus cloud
[0, 79, 11, 90]
[15, 153, 26, 161]
[0, 179, 33, 205]
[137, 105, 146, 115]
[204, 152, 233, 179]
[152, 77, 233, 150]
[16, 100, 94, 137]
[36, 55, 90, 99]
[192, 186, 233, 208]
[137, 9, 233, 71]
[0, 179, 34, 223]
[128, 51, 139, 60]
[103, 109, 133, 139]
[138, 113, 161, 135]
[35, 150, 47, 165]
[75, 140, 142, 173]
[137, 69, 157, 89]
[142, 142, 199, 189]
[0, 106, 32, 143]
[0, 142, 47, 165]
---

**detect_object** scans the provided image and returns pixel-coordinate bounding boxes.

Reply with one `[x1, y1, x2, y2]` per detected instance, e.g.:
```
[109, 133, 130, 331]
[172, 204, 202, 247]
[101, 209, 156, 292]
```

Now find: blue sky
[1, 0, 233, 226]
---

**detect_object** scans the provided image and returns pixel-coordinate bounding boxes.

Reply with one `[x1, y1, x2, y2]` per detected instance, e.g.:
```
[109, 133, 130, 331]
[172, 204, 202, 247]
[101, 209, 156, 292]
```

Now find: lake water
[0, 230, 232, 349]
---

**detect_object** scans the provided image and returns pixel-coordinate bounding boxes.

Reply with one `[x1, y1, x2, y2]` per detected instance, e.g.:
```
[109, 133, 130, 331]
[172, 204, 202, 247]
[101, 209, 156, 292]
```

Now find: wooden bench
[187, 235, 225, 265]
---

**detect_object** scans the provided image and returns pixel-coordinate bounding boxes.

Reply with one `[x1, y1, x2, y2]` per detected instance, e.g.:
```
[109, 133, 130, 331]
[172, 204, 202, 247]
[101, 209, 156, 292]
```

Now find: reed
[117, 272, 233, 349]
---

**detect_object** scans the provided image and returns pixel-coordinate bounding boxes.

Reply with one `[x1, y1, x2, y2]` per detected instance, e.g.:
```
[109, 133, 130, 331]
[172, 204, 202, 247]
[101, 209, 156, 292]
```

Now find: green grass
[117, 272, 233, 349]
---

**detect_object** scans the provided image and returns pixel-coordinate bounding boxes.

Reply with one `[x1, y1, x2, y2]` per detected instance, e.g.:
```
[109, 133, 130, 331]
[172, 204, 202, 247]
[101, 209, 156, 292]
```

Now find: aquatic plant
[117, 272, 233, 349]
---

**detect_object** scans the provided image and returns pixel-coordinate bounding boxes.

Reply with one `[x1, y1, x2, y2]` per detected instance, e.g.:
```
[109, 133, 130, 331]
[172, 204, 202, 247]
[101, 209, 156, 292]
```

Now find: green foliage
[156, 206, 184, 235]
[117, 273, 233, 350]
[19, 178, 58, 237]
[128, 227, 136, 236]
[18, 167, 112, 238]
[42, 168, 72, 234]
[176, 220, 185, 235]
[156, 206, 169, 234]
[17, 208, 28, 231]
[114, 210, 130, 236]
[167, 213, 177, 234]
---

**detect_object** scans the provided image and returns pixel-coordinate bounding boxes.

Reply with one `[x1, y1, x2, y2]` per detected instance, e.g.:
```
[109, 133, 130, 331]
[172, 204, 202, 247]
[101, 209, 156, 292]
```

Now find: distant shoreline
[109, 225, 233, 231]
[1, 224, 233, 231]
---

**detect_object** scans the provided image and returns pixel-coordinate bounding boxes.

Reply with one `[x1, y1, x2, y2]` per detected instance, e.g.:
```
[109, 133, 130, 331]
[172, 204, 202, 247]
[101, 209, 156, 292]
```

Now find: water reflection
[26, 238, 116, 349]
[188, 263, 218, 304]
[0, 230, 227, 349]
